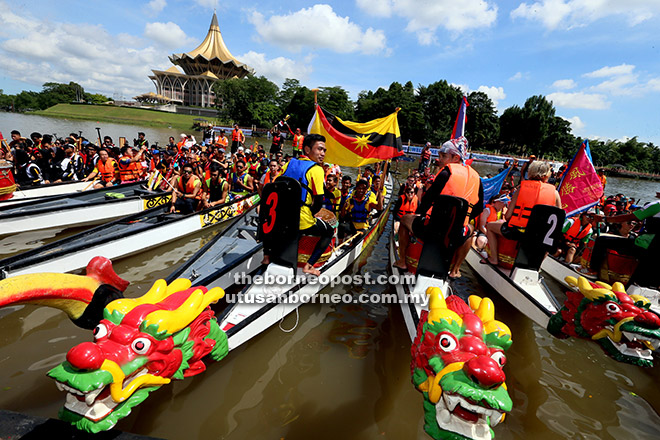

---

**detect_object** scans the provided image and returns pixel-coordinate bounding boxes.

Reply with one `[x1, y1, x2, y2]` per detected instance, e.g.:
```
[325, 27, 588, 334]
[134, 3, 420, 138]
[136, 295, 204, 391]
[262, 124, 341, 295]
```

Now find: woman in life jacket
[484, 161, 562, 265]
[474, 194, 510, 251]
[393, 185, 418, 235]
[553, 211, 594, 264]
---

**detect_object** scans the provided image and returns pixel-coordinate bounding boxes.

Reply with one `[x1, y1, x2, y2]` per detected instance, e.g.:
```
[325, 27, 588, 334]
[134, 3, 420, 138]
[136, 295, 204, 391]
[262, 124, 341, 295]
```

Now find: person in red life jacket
[394, 137, 484, 278]
[117, 145, 146, 184]
[195, 150, 213, 181]
[82, 148, 118, 188]
[292, 127, 304, 158]
[203, 164, 230, 208]
[393, 185, 418, 235]
[270, 133, 333, 276]
[231, 124, 245, 155]
[322, 173, 341, 214]
[258, 159, 280, 196]
[419, 142, 432, 172]
[270, 128, 284, 156]
[554, 212, 593, 264]
[484, 161, 562, 265]
[170, 163, 202, 214]
[474, 194, 510, 251]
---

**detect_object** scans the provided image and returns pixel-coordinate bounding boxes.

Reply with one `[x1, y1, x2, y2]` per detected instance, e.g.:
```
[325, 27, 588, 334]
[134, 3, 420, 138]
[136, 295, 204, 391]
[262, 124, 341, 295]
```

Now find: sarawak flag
[308, 105, 403, 167]
[451, 96, 469, 139]
[558, 140, 603, 217]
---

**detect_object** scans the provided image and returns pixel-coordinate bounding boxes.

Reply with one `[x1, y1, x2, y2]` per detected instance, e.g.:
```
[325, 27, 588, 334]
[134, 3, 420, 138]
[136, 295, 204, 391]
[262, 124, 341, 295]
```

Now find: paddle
[82, 176, 99, 191]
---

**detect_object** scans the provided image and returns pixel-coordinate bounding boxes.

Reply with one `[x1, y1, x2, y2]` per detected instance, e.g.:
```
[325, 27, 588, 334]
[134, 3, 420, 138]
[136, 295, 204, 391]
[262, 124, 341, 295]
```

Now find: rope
[0, 184, 16, 195]
[279, 306, 299, 333]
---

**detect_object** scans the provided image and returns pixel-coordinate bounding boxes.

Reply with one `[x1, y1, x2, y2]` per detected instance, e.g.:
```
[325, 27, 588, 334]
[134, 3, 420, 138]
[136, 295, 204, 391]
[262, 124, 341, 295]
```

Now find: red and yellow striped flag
[308, 106, 403, 167]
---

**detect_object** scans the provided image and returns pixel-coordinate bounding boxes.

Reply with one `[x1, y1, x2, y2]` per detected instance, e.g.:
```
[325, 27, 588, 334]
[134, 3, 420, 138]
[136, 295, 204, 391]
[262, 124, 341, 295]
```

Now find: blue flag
[481, 166, 510, 207]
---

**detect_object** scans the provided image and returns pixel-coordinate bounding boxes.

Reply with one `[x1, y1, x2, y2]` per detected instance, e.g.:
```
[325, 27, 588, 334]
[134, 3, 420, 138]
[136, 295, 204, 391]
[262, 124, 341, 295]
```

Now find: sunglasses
[182, 170, 192, 174]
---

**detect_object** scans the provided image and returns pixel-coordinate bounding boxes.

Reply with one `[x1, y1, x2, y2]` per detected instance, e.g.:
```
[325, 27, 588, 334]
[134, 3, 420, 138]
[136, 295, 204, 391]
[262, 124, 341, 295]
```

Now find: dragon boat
[0, 193, 259, 279]
[0, 180, 166, 236]
[0, 180, 96, 206]
[217, 174, 392, 350]
[389, 195, 514, 440]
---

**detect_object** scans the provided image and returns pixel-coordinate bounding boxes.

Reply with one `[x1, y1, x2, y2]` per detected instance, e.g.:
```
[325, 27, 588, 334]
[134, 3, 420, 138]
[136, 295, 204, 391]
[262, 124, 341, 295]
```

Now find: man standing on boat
[292, 128, 304, 158]
[278, 133, 334, 276]
[231, 124, 245, 155]
[394, 137, 483, 279]
[484, 162, 561, 265]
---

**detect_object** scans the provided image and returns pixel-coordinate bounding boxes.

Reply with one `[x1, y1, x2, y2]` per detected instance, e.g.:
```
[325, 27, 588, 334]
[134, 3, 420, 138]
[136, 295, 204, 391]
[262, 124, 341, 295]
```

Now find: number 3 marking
[262, 192, 278, 234]
[543, 214, 558, 246]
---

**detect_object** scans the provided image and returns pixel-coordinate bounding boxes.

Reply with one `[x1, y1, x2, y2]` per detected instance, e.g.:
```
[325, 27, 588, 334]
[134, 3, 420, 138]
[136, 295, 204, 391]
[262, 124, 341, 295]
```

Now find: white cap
[238, 146, 244, 152]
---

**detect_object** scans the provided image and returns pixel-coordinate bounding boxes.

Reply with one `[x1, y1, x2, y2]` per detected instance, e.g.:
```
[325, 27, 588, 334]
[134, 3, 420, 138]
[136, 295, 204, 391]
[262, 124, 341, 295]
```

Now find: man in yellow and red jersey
[485, 161, 562, 265]
[395, 137, 484, 278]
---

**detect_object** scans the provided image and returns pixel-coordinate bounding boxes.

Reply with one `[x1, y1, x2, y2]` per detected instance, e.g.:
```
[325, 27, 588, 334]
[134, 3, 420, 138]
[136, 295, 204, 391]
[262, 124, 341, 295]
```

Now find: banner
[558, 140, 603, 217]
[481, 166, 510, 207]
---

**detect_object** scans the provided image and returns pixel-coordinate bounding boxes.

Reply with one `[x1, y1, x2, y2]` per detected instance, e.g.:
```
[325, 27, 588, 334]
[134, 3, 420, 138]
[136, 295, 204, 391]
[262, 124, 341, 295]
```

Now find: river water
[0, 113, 659, 440]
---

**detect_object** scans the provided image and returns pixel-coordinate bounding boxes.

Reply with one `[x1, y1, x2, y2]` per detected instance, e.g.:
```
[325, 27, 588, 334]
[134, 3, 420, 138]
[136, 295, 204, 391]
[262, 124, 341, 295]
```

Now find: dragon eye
[436, 333, 458, 352]
[93, 323, 108, 340]
[605, 302, 621, 314]
[491, 351, 506, 367]
[131, 338, 152, 355]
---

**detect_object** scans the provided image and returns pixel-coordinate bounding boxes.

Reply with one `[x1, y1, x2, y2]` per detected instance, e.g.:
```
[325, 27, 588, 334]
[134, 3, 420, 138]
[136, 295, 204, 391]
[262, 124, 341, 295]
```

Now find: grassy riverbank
[33, 104, 214, 131]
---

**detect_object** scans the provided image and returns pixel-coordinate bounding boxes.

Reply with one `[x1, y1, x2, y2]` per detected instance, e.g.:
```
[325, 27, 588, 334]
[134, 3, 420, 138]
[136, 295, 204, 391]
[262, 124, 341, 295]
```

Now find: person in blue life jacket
[267, 133, 334, 276]
[339, 178, 384, 241]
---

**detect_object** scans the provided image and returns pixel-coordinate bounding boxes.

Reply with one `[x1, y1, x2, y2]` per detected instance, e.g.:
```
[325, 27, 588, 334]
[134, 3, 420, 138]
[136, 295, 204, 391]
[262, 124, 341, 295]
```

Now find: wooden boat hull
[0, 181, 93, 206]
[0, 194, 259, 279]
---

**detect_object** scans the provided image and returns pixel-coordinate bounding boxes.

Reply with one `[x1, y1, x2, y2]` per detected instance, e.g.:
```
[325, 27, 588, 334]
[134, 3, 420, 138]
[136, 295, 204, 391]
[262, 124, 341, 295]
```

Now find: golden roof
[179, 13, 244, 65]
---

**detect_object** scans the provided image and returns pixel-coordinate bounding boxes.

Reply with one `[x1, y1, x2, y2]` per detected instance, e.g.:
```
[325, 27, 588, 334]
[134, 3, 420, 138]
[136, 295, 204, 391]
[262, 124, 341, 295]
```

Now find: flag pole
[312, 88, 319, 105]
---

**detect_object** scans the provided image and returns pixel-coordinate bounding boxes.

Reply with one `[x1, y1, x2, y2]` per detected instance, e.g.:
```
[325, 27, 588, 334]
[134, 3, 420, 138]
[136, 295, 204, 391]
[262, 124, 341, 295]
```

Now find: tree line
[213, 76, 660, 174]
[0, 82, 110, 112]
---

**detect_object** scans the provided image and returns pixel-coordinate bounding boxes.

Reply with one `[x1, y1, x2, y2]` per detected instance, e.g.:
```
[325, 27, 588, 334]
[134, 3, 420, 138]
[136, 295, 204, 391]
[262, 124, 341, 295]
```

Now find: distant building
[147, 13, 253, 107]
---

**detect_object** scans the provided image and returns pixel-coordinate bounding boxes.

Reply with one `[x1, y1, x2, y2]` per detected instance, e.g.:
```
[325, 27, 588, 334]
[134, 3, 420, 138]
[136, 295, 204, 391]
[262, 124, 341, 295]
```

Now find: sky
[1, 0, 660, 146]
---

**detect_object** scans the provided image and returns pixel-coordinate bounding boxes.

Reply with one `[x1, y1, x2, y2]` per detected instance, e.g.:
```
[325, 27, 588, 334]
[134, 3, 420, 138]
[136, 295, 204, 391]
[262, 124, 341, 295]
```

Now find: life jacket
[322, 187, 341, 213]
[293, 134, 304, 151]
[230, 171, 251, 195]
[429, 163, 480, 226]
[348, 192, 373, 225]
[118, 155, 139, 182]
[232, 129, 243, 142]
[282, 158, 318, 205]
[484, 203, 499, 223]
[97, 158, 117, 183]
[216, 136, 228, 147]
[177, 175, 202, 199]
[397, 195, 418, 217]
[263, 172, 276, 185]
[176, 140, 185, 153]
[509, 180, 556, 229]
[249, 162, 259, 178]
[564, 220, 592, 244]
[205, 177, 228, 203]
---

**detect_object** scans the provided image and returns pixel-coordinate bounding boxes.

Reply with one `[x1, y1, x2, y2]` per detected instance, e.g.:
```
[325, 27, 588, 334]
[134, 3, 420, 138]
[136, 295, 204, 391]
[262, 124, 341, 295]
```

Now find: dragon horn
[595, 281, 612, 290]
[611, 282, 626, 293]
[577, 276, 614, 301]
[0, 257, 128, 329]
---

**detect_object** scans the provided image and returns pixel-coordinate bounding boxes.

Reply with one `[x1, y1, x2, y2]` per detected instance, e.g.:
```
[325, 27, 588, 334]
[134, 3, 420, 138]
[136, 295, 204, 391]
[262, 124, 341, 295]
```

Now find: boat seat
[237, 225, 258, 233]
[133, 189, 158, 196]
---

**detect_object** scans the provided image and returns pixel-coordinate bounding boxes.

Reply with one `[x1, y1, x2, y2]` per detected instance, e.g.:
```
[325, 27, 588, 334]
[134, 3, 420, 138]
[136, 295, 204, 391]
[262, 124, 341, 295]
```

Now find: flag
[481, 166, 510, 207]
[558, 140, 603, 217]
[308, 105, 403, 167]
[147, 171, 163, 191]
[451, 96, 469, 139]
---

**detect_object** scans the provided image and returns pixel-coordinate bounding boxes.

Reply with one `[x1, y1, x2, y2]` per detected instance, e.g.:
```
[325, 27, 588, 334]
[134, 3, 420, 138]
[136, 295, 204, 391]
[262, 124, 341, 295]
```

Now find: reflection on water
[0, 156, 659, 439]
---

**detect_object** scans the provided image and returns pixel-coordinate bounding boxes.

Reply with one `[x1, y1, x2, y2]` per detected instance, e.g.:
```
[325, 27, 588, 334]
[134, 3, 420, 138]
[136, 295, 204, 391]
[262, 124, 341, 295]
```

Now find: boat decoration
[411, 287, 513, 440]
[547, 276, 660, 367]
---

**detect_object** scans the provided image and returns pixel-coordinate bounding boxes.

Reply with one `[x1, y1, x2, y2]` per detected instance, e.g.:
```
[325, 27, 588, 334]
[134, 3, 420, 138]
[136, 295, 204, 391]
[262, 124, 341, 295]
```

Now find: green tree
[283, 87, 315, 131]
[416, 81, 463, 144]
[465, 91, 499, 149]
[318, 86, 354, 120]
[214, 75, 279, 126]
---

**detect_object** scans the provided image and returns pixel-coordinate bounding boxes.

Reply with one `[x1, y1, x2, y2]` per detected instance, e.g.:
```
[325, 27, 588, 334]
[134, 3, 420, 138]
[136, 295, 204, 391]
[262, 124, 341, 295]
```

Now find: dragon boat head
[411, 288, 513, 440]
[548, 276, 660, 367]
[46, 278, 228, 433]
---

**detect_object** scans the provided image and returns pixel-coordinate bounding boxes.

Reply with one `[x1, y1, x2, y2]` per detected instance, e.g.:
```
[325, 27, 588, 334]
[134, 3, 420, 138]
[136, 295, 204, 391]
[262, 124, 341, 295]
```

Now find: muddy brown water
[1, 113, 659, 439]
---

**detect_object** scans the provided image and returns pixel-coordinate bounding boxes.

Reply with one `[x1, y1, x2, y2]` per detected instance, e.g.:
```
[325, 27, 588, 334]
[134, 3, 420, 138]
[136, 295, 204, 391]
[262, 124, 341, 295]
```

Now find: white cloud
[357, 0, 497, 44]
[194, 0, 218, 9]
[238, 51, 313, 86]
[584, 64, 635, 78]
[144, 22, 195, 49]
[477, 85, 506, 108]
[552, 79, 577, 90]
[561, 115, 585, 132]
[583, 64, 640, 96]
[146, 0, 166, 15]
[249, 5, 387, 54]
[547, 92, 610, 110]
[0, 3, 171, 98]
[511, 0, 660, 30]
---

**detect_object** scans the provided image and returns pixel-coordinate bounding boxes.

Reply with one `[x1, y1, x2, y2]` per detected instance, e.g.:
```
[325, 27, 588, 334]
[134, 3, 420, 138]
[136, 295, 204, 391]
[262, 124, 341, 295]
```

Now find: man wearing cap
[231, 124, 245, 155]
[118, 145, 146, 183]
[475, 195, 510, 251]
[395, 136, 484, 278]
[215, 130, 229, 149]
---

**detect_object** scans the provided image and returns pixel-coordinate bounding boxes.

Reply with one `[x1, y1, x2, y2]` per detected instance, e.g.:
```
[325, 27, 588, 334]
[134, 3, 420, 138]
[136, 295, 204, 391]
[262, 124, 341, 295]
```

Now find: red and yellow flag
[308, 106, 403, 167]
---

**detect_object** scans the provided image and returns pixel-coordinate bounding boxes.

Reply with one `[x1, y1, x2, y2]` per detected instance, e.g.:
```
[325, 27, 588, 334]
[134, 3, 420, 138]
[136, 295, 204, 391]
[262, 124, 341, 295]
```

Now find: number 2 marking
[262, 192, 278, 234]
[543, 214, 558, 246]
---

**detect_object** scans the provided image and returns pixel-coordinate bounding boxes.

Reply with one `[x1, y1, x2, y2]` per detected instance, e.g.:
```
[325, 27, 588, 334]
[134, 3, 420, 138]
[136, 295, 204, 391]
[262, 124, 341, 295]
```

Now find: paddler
[82, 148, 118, 188]
[203, 164, 229, 208]
[393, 184, 418, 235]
[554, 212, 593, 264]
[339, 178, 384, 241]
[484, 161, 562, 265]
[322, 173, 341, 214]
[277, 133, 335, 276]
[474, 194, 510, 251]
[394, 137, 483, 279]
[170, 163, 202, 214]
[230, 159, 254, 196]
[588, 195, 660, 288]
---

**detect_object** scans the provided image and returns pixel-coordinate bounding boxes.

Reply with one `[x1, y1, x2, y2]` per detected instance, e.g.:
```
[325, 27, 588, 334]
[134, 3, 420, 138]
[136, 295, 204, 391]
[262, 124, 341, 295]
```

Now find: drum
[297, 208, 339, 268]
[600, 250, 638, 285]
[0, 160, 16, 201]
[405, 239, 423, 274]
[485, 237, 519, 270]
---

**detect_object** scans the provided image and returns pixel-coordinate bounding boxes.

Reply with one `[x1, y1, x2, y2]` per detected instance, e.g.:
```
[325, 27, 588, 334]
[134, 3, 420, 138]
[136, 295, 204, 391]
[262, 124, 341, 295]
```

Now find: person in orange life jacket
[258, 159, 280, 196]
[195, 151, 213, 181]
[231, 124, 245, 155]
[474, 194, 510, 251]
[553, 212, 593, 264]
[118, 145, 146, 183]
[398, 175, 416, 197]
[339, 178, 384, 240]
[230, 159, 254, 196]
[82, 148, 118, 189]
[393, 185, 418, 235]
[170, 163, 202, 214]
[484, 161, 562, 265]
[203, 164, 230, 208]
[292, 127, 304, 158]
[394, 137, 484, 279]
[215, 130, 229, 148]
[419, 142, 432, 172]
[266, 133, 332, 276]
[323, 173, 341, 214]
